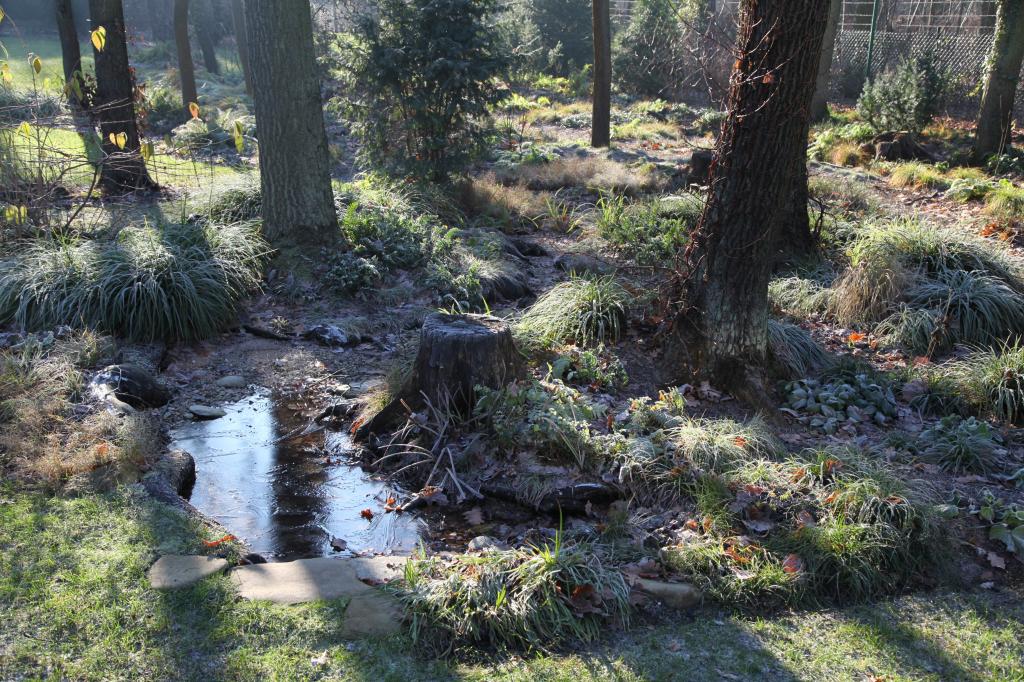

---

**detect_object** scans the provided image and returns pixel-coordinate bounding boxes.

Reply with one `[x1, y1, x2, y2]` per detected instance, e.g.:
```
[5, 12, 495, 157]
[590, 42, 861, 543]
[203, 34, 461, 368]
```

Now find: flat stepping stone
[215, 375, 247, 388]
[148, 555, 229, 589]
[189, 404, 227, 419]
[230, 557, 403, 637]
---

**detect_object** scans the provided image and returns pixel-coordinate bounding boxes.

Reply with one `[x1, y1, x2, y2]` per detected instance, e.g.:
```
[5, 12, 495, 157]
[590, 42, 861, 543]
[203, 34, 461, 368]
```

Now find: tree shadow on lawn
[835, 590, 1024, 682]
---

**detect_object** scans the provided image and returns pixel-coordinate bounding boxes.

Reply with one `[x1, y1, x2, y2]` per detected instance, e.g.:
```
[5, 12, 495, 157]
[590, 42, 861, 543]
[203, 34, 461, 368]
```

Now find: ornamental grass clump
[0, 221, 268, 341]
[401, 537, 629, 652]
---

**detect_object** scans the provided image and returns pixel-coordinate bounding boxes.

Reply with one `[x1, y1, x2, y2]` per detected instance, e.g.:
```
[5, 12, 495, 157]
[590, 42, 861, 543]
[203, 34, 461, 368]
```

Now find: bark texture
[89, 0, 156, 192]
[810, 0, 842, 121]
[56, 0, 84, 109]
[591, 0, 611, 147]
[193, 0, 221, 74]
[974, 0, 1024, 162]
[412, 314, 522, 411]
[174, 0, 199, 112]
[355, 314, 523, 440]
[665, 0, 830, 401]
[244, 0, 337, 246]
[230, 0, 253, 95]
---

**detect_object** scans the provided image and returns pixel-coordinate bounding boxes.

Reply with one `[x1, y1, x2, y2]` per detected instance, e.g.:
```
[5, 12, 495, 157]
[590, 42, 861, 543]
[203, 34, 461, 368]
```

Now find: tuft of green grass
[828, 142, 864, 167]
[0, 221, 268, 342]
[888, 162, 949, 190]
[948, 340, 1024, 424]
[516, 276, 629, 349]
[204, 179, 263, 223]
[830, 218, 1024, 345]
[906, 269, 1024, 349]
[401, 538, 630, 652]
[594, 192, 699, 265]
[769, 276, 834, 318]
[984, 180, 1024, 220]
[767, 319, 831, 378]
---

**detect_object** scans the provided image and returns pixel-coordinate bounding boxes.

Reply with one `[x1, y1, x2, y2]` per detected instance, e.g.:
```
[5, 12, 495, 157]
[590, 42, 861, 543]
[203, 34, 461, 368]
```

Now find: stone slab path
[147, 554, 406, 637]
[229, 557, 404, 637]
[148, 555, 229, 589]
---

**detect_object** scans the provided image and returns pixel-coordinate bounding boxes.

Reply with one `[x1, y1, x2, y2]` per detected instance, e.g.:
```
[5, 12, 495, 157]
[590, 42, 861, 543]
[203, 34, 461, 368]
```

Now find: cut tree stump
[355, 313, 522, 439]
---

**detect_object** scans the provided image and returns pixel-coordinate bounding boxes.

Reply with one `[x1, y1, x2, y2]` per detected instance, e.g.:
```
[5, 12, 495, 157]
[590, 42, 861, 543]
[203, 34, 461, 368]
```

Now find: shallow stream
[170, 389, 425, 561]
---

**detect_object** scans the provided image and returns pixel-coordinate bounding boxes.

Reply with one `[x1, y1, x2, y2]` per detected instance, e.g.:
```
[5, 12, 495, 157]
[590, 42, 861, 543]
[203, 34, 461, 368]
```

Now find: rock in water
[189, 405, 227, 419]
[90, 364, 171, 409]
[215, 375, 247, 388]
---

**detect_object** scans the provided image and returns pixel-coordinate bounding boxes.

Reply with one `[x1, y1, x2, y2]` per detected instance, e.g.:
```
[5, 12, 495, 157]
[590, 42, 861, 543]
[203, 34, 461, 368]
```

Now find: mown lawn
[1, 486, 1021, 681]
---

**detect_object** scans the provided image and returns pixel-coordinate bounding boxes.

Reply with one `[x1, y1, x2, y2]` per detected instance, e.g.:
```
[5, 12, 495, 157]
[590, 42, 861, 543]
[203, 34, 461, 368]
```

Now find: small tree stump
[356, 313, 522, 439]
[414, 313, 522, 410]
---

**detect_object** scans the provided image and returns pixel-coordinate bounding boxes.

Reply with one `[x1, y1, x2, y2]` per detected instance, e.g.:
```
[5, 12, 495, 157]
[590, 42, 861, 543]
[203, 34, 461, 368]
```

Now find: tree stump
[356, 313, 522, 439]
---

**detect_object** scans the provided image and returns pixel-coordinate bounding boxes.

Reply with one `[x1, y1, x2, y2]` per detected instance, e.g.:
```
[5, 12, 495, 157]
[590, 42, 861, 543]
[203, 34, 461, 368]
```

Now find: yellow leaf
[30, 54, 42, 74]
[233, 120, 244, 153]
[91, 26, 107, 52]
[141, 140, 154, 161]
[0, 7, 5, 24]
[0, 62, 11, 85]
[18, 121, 31, 138]
[188, 102, 200, 120]
[108, 131, 127, 150]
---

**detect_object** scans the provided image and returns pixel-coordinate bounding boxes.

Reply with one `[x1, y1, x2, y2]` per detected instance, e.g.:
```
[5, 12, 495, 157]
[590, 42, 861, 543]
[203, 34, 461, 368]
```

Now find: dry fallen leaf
[203, 534, 235, 548]
[360, 508, 374, 521]
[782, 554, 804, 574]
[988, 552, 1007, 570]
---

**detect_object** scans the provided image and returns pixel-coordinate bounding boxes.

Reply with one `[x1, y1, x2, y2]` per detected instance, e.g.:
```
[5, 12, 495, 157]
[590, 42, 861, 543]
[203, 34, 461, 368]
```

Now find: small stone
[148, 555, 229, 589]
[189, 405, 227, 419]
[215, 375, 247, 389]
[467, 536, 506, 552]
[90, 364, 171, 409]
[635, 578, 700, 610]
[554, 253, 610, 277]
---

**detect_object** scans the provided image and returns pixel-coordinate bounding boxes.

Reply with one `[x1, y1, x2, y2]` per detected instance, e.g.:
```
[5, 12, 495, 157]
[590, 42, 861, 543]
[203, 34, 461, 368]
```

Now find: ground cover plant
[3, 6, 1024, 681]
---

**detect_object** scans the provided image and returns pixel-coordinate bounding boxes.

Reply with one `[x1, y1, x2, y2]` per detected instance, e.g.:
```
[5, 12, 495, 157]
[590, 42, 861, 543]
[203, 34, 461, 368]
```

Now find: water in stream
[170, 389, 426, 561]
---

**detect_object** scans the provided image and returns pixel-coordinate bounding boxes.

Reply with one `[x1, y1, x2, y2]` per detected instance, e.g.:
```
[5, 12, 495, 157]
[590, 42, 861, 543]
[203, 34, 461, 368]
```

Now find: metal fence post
[865, 0, 881, 81]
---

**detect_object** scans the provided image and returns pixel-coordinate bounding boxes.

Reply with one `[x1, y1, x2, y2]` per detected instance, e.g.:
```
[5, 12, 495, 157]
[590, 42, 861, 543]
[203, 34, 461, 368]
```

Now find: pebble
[189, 405, 227, 419]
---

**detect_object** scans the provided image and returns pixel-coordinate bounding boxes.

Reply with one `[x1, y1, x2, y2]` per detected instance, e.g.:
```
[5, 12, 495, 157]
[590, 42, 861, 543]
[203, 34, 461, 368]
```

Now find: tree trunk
[591, 0, 611, 147]
[89, 0, 157, 192]
[193, 0, 221, 75]
[356, 313, 523, 440]
[229, 0, 253, 96]
[55, 0, 85, 110]
[146, 0, 174, 42]
[244, 0, 338, 247]
[974, 0, 1024, 162]
[810, 0, 842, 122]
[665, 0, 830, 402]
[174, 0, 198, 113]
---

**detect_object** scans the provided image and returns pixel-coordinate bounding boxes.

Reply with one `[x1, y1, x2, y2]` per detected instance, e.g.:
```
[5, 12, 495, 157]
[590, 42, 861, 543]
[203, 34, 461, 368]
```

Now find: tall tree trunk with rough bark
[56, 0, 85, 110]
[229, 0, 253, 96]
[244, 0, 337, 247]
[664, 0, 830, 402]
[193, 0, 221, 74]
[89, 0, 156, 192]
[974, 0, 1024, 162]
[174, 0, 198, 113]
[591, 0, 611, 147]
[810, 0, 841, 121]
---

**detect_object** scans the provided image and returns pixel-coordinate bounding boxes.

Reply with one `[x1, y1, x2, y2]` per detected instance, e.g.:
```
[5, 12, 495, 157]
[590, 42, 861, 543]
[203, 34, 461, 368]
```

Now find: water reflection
[170, 389, 425, 561]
